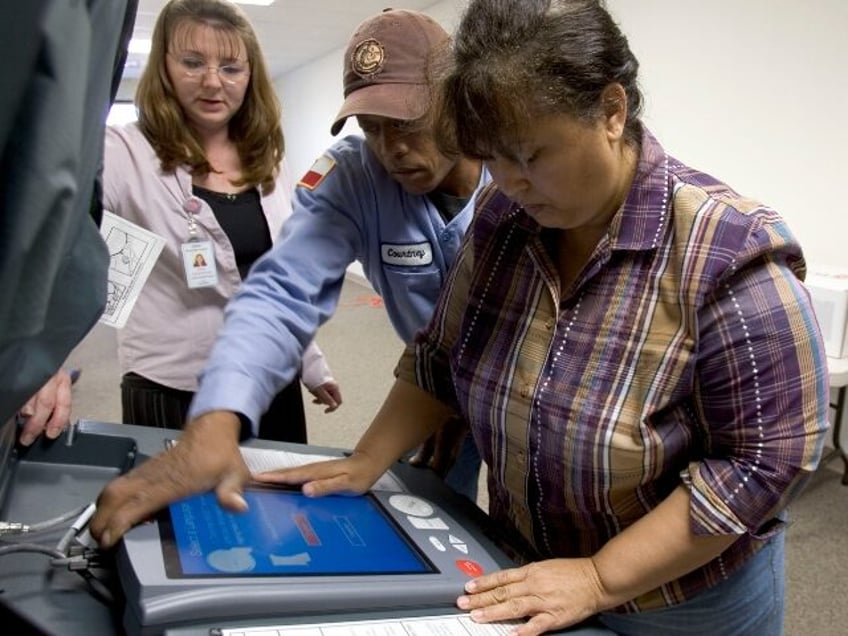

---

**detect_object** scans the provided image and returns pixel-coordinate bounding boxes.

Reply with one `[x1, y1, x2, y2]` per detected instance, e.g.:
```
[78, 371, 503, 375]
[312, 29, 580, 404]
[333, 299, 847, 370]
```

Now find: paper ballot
[216, 612, 524, 635]
[99, 211, 165, 328]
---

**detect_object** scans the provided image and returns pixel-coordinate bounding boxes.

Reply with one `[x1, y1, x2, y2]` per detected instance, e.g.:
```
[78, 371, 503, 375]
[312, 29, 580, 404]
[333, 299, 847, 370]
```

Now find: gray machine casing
[0, 421, 520, 635]
[118, 467, 513, 634]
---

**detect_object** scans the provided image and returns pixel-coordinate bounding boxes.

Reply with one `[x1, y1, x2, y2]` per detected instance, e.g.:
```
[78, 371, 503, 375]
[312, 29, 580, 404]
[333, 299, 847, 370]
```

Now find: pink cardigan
[102, 122, 332, 392]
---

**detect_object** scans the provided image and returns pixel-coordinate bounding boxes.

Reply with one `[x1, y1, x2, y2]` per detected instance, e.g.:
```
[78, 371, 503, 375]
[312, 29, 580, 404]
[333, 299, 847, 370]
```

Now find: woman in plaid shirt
[260, 1, 830, 633]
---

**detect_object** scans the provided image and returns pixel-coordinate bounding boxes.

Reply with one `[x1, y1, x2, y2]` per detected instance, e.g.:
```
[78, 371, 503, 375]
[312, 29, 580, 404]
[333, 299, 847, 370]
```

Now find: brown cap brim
[330, 82, 430, 136]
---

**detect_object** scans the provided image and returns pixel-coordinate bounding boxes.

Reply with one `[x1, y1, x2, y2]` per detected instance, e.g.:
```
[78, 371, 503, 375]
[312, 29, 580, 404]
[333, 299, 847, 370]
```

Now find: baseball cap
[330, 9, 449, 136]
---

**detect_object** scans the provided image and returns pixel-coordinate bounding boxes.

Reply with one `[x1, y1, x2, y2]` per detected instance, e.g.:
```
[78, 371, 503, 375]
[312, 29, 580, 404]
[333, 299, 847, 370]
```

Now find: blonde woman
[104, 0, 340, 441]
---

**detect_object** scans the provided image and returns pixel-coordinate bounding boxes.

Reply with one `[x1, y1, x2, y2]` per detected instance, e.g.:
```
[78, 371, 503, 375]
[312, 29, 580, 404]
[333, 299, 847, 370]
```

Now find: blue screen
[160, 488, 434, 577]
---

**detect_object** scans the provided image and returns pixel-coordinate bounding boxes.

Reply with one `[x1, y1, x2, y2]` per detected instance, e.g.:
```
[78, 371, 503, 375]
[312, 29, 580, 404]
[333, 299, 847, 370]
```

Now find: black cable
[76, 570, 116, 605]
[0, 511, 117, 608]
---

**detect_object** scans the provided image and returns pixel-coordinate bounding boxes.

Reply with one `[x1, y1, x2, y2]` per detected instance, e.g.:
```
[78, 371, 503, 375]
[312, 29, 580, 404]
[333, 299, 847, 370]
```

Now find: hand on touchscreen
[90, 411, 250, 548]
[253, 451, 384, 498]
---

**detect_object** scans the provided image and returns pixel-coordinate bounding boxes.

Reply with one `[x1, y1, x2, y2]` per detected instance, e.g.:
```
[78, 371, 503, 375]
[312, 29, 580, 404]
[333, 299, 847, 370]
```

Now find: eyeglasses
[169, 53, 250, 85]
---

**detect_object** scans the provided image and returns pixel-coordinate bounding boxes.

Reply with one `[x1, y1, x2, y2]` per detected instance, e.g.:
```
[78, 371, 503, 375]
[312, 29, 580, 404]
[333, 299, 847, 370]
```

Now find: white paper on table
[98, 211, 165, 328]
[240, 447, 406, 492]
[216, 612, 523, 635]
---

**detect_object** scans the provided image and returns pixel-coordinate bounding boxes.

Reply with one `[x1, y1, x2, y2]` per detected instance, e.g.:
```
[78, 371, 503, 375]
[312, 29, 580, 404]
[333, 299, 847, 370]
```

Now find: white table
[826, 356, 848, 484]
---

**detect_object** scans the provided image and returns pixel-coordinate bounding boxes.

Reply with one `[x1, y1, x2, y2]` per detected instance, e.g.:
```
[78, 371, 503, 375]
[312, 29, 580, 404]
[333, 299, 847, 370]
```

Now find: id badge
[181, 240, 218, 289]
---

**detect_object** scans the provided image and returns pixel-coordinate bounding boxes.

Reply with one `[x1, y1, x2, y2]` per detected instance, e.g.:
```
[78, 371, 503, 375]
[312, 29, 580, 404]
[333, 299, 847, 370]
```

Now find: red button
[455, 559, 484, 578]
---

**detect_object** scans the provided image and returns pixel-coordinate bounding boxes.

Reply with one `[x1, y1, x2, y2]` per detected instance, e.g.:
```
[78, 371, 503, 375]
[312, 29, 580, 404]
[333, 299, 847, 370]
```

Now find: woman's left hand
[456, 558, 608, 635]
[16, 369, 73, 446]
[309, 380, 342, 413]
[254, 451, 382, 497]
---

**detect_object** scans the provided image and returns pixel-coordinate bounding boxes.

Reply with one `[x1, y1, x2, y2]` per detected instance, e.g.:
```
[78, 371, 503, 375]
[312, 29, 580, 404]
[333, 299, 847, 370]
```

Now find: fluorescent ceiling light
[233, 0, 276, 6]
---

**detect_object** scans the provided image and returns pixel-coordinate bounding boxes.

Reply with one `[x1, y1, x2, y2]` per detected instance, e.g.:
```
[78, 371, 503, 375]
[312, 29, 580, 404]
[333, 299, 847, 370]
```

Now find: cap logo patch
[351, 38, 385, 79]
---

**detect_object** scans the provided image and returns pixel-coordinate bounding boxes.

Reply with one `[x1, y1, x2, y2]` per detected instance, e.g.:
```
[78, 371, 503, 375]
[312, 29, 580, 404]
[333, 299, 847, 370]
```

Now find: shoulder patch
[297, 156, 336, 190]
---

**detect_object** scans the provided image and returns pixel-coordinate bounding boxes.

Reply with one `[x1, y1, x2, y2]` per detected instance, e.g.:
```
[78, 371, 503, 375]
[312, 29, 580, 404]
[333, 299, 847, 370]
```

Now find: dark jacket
[0, 0, 137, 425]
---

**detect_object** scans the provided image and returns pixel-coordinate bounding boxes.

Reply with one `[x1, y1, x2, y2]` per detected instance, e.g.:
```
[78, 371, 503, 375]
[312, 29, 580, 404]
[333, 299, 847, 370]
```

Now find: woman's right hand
[253, 450, 385, 497]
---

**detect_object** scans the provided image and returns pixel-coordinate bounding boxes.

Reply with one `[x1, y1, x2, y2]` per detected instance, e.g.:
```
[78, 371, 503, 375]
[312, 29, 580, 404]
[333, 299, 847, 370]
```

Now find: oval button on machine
[388, 494, 435, 517]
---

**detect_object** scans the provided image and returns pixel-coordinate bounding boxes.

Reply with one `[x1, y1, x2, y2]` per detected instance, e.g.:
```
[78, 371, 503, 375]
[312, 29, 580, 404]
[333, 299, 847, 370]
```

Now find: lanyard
[183, 196, 203, 241]
[180, 195, 217, 288]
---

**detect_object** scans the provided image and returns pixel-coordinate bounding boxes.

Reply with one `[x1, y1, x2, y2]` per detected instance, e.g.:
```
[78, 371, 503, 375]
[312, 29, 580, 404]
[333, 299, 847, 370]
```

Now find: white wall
[606, 0, 848, 271]
[279, 0, 847, 271]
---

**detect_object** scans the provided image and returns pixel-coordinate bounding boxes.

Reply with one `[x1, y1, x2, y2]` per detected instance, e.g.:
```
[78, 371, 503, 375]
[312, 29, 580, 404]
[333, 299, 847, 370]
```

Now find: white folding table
[825, 356, 848, 484]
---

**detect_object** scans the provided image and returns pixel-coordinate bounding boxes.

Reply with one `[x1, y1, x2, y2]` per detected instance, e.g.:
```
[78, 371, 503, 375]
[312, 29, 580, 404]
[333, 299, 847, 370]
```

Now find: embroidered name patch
[381, 242, 433, 267]
[297, 156, 336, 190]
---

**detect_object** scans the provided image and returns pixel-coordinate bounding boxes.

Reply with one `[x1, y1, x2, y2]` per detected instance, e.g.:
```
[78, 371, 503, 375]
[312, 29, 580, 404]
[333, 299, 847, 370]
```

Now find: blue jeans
[444, 433, 481, 503]
[598, 532, 785, 635]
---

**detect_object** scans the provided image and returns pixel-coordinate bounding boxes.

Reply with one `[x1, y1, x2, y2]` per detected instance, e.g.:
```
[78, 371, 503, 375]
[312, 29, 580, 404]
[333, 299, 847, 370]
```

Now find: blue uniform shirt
[190, 136, 489, 430]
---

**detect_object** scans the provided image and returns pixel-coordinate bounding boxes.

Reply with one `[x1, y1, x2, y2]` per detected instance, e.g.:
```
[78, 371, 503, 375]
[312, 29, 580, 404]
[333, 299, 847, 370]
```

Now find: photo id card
[181, 240, 218, 289]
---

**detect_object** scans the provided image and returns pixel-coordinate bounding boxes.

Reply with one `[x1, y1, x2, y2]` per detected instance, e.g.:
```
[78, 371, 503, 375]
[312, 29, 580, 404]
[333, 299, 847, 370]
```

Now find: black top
[192, 185, 271, 280]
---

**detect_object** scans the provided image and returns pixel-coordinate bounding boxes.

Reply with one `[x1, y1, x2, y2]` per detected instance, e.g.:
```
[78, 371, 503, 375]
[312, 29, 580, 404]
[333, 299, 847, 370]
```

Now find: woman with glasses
[103, 0, 341, 441]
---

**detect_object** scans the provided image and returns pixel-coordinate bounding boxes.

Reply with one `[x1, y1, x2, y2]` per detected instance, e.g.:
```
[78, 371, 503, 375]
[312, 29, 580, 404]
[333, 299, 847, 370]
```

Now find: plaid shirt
[399, 129, 829, 611]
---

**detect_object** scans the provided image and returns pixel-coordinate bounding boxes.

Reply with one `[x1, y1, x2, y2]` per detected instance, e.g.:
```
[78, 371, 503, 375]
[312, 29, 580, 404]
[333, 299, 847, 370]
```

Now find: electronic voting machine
[117, 447, 515, 634]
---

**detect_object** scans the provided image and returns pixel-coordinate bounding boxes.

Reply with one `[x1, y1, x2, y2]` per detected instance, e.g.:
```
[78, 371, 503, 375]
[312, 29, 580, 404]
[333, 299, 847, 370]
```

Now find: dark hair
[136, 0, 283, 194]
[434, 0, 643, 159]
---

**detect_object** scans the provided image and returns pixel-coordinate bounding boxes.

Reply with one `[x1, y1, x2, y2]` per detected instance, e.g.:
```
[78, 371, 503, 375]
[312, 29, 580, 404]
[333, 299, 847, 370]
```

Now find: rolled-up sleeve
[686, 230, 830, 536]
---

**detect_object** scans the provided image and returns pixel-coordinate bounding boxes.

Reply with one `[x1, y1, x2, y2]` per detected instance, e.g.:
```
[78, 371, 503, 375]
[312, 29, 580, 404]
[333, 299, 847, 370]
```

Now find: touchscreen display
[158, 487, 435, 578]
